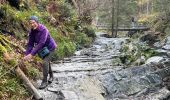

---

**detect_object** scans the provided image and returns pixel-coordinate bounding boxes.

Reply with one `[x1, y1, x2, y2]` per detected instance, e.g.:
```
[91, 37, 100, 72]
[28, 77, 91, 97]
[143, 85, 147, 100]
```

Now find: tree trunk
[112, 0, 115, 37]
[115, 0, 119, 37]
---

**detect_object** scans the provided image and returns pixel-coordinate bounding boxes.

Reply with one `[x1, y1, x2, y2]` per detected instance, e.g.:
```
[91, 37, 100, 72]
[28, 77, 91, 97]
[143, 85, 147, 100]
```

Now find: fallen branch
[15, 66, 43, 100]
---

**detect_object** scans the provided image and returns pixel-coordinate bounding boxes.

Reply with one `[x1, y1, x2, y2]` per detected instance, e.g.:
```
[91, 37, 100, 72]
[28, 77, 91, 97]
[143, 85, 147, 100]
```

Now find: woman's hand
[23, 54, 33, 61]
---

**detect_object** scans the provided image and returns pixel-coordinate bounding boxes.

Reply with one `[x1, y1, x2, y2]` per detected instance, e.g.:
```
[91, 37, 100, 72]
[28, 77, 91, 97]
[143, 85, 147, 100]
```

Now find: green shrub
[75, 32, 92, 49]
[83, 26, 96, 39]
[0, 5, 30, 39]
[0, 68, 28, 99]
[58, 2, 74, 21]
[47, 1, 75, 22]
[55, 40, 76, 59]
[27, 66, 40, 80]
[120, 42, 159, 66]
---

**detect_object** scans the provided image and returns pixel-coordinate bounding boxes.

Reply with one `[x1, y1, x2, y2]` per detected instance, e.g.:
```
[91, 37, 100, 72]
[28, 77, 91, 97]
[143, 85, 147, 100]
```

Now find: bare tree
[70, 0, 103, 23]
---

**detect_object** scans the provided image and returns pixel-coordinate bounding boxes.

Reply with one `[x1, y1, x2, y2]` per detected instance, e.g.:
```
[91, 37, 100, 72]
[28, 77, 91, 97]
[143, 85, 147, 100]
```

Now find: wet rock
[134, 87, 170, 100]
[145, 74, 162, 85]
[120, 64, 154, 79]
[162, 60, 170, 67]
[75, 77, 105, 100]
[163, 76, 170, 90]
[162, 44, 170, 50]
[154, 42, 162, 48]
[131, 65, 148, 76]
[145, 56, 165, 64]
[61, 90, 78, 100]
[38, 90, 63, 100]
[155, 67, 170, 79]
[162, 36, 170, 50]
[80, 49, 93, 56]
[155, 49, 169, 56]
[164, 36, 170, 45]
[98, 61, 170, 99]
[144, 87, 170, 100]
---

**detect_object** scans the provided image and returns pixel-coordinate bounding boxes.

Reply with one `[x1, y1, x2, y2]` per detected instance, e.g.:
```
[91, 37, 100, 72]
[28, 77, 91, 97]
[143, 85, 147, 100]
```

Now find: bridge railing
[96, 23, 149, 30]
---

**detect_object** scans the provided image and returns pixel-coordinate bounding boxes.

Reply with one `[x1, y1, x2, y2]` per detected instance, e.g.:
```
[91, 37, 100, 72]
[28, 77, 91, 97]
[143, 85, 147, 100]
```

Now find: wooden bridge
[96, 24, 150, 31]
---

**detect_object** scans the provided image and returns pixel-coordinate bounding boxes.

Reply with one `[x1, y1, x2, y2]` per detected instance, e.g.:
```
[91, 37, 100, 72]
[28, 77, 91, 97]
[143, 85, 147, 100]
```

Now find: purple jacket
[25, 24, 57, 56]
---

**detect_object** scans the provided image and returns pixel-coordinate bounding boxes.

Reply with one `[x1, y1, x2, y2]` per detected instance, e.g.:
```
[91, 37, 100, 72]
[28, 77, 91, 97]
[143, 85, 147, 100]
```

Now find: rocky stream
[37, 32, 170, 100]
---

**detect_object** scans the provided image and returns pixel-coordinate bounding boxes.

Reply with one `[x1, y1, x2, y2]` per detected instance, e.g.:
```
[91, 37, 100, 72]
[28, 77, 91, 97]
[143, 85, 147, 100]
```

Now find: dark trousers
[42, 50, 54, 82]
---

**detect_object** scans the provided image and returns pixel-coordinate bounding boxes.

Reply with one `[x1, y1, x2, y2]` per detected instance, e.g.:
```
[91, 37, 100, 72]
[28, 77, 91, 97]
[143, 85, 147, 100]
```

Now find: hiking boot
[48, 70, 54, 83]
[39, 81, 48, 89]
[48, 77, 54, 83]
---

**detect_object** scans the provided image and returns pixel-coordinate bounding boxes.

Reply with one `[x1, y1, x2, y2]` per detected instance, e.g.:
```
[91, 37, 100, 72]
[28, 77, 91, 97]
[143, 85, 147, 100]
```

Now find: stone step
[51, 60, 116, 73]
[53, 69, 114, 78]
[62, 55, 119, 63]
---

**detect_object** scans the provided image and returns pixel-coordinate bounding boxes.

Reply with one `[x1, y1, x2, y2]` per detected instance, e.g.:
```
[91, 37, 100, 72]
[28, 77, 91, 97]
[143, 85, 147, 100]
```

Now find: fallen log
[15, 66, 43, 100]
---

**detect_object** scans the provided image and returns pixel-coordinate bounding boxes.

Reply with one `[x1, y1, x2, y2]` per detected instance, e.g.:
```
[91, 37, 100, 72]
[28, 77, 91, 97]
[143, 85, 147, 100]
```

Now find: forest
[0, 0, 169, 99]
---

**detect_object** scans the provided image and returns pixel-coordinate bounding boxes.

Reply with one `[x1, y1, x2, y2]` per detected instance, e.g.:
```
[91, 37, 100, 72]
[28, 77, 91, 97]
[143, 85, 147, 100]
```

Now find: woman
[24, 16, 57, 89]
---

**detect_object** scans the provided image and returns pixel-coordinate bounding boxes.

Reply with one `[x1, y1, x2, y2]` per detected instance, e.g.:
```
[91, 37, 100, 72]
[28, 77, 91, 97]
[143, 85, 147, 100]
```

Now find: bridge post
[111, 0, 115, 37]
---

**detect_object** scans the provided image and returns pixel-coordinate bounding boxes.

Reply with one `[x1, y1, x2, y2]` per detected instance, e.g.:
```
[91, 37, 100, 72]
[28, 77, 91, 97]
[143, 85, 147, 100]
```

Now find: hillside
[0, 0, 95, 99]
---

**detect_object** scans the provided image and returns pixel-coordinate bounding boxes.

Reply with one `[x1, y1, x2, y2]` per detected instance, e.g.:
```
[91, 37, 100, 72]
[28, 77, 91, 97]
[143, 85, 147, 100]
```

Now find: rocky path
[37, 32, 170, 100]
